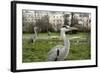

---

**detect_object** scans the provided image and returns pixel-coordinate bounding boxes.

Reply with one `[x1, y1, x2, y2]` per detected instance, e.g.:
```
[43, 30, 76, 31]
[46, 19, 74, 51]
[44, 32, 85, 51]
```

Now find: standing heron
[34, 26, 38, 39]
[28, 26, 38, 44]
[47, 26, 72, 61]
[48, 31, 51, 39]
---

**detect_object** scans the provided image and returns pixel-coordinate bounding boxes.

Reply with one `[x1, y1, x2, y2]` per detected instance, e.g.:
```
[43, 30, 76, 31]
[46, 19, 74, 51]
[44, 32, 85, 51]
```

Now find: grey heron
[47, 26, 72, 61]
[48, 31, 51, 39]
[34, 26, 38, 39]
[28, 26, 38, 44]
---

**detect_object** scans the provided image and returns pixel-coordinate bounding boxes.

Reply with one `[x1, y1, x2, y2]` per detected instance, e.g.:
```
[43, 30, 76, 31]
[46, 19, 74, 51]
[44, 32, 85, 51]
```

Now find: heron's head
[61, 25, 72, 32]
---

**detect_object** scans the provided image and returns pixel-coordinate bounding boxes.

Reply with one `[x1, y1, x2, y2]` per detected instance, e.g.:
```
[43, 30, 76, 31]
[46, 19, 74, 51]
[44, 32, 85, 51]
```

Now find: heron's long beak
[65, 27, 78, 32]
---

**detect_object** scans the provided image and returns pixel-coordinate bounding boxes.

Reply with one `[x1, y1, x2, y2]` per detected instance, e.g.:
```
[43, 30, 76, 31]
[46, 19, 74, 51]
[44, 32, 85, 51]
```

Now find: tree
[71, 12, 75, 27]
[28, 23, 34, 33]
[35, 15, 50, 32]
[63, 14, 70, 25]
[71, 13, 79, 26]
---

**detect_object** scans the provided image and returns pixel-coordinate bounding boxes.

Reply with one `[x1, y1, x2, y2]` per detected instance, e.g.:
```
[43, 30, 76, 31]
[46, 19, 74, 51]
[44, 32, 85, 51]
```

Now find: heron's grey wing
[47, 48, 58, 61]
[47, 45, 63, 61]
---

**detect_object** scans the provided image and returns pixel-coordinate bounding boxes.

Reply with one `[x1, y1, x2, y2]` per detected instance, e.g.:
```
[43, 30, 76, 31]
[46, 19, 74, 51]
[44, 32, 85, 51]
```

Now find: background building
[22, 10, 91, 33]
[49, 12, 64, 31]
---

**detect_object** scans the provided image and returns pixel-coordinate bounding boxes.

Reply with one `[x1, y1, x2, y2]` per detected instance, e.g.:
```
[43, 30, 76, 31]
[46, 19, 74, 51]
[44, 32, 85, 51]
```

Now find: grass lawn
[22, 32, 91, 63]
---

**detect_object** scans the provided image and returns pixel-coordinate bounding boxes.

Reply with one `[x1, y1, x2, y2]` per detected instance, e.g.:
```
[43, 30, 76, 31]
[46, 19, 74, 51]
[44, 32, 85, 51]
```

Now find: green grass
[23, 39, 62, 62]
[66, 42, 91, 60]
[22, 32, 91, 63]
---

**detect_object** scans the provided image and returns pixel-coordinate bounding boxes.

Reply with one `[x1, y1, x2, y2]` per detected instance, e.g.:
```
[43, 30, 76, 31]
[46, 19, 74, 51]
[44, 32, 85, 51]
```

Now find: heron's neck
[61, 31, 69, 46]
[63, 38, 69, 46]
[63, 35, 69, 46]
